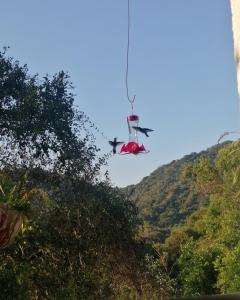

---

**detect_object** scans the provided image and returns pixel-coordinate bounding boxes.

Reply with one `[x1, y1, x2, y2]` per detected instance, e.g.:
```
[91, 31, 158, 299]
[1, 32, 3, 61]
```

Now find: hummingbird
[132, 126, 154, 137]
[108, 138, 124, 154]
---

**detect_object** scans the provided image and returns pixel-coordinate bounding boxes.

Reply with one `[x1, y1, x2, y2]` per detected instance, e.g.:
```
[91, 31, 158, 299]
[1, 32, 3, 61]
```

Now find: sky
[0, 0, 238, 187]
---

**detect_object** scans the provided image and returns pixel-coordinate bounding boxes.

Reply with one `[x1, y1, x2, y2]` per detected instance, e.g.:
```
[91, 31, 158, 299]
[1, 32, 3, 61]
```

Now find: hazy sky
[0, 0, 238, 186]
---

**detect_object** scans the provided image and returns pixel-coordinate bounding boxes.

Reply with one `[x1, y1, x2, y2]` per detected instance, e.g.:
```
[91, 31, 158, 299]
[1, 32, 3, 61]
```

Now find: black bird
[132, 126, 154, 137]
[109, 137, 124, 154]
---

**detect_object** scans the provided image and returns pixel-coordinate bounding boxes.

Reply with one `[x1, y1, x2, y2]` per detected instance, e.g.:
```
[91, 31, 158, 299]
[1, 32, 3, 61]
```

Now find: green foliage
[115, 254, 176, 300]
[123, 140, 240, 297]
[0, 170, 175, 299]
[216, 245, 240, 293]
[192, 157, 221, 196]
[177, 239, 219, 296]
[142, 254, 176, 298]
[124, 144, 226, 242]
[0, 171, 49, 214]
[162, 141, 240, 297]
[0, 48, 106, 180]
[0, 51, 175, 299]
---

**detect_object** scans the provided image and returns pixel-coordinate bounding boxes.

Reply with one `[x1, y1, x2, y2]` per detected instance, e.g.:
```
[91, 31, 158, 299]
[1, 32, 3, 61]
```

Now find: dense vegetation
[169, 140, 240, 296]
[0, 50, 174, 299]
[126, 140, 240, 297]
[124, 143, 228, 242]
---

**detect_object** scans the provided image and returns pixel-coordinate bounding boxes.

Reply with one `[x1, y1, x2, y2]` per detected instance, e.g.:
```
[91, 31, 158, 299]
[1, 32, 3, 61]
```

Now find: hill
[124, 142, 230, 242]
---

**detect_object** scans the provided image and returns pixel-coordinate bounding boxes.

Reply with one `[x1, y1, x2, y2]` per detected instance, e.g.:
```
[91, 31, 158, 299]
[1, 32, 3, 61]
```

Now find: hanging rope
[126, 0, 136, 113]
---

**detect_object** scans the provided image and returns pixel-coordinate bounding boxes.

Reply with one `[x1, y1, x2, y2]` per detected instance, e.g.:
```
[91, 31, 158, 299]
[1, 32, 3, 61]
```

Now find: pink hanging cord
[126, 0, 136, 113]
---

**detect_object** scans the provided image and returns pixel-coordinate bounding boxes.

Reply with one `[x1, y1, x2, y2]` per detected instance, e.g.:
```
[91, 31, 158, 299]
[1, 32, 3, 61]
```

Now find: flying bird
[108, 138, 124, 154]
[132, 126, 154, 137]
[217, 131, 236, 144]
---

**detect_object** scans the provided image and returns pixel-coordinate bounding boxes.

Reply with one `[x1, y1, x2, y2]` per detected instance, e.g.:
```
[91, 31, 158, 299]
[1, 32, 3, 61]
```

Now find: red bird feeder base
[120, 142, 148, 155]
[119, 114, 149, 155]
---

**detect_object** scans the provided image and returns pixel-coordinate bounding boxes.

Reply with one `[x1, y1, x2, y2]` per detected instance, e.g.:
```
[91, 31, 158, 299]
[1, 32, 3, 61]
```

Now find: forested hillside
[124, 139, 240, 297]
[164, 141, 240, 296]
[124, 143, 229, 242]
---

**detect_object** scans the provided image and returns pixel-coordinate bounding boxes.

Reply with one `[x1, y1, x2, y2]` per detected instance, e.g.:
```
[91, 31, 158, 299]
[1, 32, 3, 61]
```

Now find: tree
[177, 239, 219, 296]
[0, 48, 106, 181]
[216, 245, 240, 293]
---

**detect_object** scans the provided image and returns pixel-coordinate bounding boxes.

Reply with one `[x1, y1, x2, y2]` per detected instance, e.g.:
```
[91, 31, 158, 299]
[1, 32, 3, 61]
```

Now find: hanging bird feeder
[118, 1, 151, 155]
[120, 114, 148, 155]
[107, 0, 153, 155]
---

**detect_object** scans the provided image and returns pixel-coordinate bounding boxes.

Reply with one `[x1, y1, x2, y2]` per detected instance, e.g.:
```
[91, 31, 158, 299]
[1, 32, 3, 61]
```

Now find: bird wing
[116, 142, 124, 145]
[132, 126, 140, 130]
[143, 128, 154, 132]
[109, 141, 114, 146]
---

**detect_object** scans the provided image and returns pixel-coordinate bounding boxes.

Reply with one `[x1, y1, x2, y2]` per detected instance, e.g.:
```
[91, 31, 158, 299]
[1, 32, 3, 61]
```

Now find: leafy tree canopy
[0, 48, 106, 181]
[163, 141, 240, 296]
